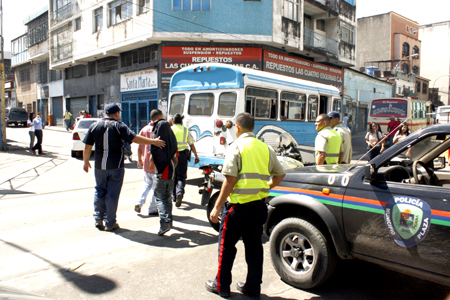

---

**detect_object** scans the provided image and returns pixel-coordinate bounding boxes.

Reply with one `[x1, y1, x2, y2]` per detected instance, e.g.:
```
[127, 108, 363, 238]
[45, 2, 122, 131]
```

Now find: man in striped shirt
[82, 103, 165, 231]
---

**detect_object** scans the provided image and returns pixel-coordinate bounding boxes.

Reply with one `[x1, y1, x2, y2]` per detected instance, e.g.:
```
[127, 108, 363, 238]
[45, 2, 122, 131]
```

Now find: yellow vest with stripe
[316, 127, 342, 164]
[171, 124, 189, 151]
[229, 136, 271, 204]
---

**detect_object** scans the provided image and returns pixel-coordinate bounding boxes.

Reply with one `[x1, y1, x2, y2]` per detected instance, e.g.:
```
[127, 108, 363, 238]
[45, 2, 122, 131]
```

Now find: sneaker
[175, 194, 183, 207]
[105, 223, 120, 231]
[95, 219, 103, 228]
[158, 222, 172, 236]
[134, 205, 141, 213]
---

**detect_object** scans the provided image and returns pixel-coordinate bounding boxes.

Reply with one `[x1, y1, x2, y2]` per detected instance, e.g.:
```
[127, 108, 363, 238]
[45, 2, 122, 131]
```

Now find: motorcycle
[198, 164, 224, 232]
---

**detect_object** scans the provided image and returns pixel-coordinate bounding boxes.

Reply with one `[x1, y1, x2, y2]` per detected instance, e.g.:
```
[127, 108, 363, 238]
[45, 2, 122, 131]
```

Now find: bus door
[319, 95, 328, 114]
[185, 92, 217, 156]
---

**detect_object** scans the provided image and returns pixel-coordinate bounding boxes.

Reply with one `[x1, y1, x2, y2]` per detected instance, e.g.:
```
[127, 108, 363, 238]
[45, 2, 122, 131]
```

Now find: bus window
[169, 94, 185, 115]
[370, 99, 407, 117]
[246, 87, 277, 119]
[308, 96, 318, 121]
[218, 92, 237, 117]
[281, 92, 306, 120]
[246, 97, 254, 115]
[332, 98, 342, 114]
[319, 95, 328, 114]
[188, 93, 214, 116]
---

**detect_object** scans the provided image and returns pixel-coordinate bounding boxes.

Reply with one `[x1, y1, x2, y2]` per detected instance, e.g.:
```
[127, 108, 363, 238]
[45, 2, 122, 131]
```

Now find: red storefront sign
[263, 50, 343, 91]
[162, 46, 262, 73]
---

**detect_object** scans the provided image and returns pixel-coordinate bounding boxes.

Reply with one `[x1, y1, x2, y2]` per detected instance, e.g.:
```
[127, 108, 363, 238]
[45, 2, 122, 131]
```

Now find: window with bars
[109, 0, 132, 26]
[88, 61, 96, 76]
[50, 70, 62, 81]
[27, 13, 48, 47]
[94, 7, 103, 32]
[173, 0, 211, 11]
[138, 0, 150, 14]
[20, 69, 31, 91]
[340, 22, 354, 45]
[120, 45, 158, 68]
[97, 56, 118, 72]
[316, 19, 325, 32]
[38, 61, 48, 84]
[403, 42, 410, 56]
[282, 0, 299, 21]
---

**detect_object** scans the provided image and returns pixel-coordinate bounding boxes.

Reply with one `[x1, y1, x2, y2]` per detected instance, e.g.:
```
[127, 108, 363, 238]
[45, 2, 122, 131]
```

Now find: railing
[50, 3, 73, 24]
[50, 43, 73, 63]
[303, 28, 339, 56]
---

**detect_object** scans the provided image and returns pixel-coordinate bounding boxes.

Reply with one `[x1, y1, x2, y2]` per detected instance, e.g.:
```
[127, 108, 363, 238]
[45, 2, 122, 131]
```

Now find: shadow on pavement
[0, 239, 117, 295]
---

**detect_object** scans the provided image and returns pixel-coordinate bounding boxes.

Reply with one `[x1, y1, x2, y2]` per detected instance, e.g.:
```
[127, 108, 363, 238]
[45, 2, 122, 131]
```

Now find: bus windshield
[370, 99, 407, 117]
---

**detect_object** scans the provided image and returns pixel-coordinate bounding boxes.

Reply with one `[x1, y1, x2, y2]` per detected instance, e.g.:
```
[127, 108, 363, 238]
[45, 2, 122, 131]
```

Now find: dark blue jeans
[94, 168, 124, 227]
[173, 151, 188, 200]
[154, 177, 174, 226]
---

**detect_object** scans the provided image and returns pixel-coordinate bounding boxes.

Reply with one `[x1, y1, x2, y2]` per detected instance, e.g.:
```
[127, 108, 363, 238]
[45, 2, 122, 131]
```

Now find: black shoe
[236, 282, 260, 300]
[175, 194, 183, 207]
[158, 222, 172, 236]
[95, 219, 103, 229]
[148, 211, 159, 216]
[205, 280, 230, 298]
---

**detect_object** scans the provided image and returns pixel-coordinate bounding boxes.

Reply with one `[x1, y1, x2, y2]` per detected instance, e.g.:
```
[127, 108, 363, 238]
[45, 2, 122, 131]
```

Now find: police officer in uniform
[171, 113, 200, 207]
[328, 111, 352, 164]
[315, 113, 342, 165]
[205, 112, 286, 299]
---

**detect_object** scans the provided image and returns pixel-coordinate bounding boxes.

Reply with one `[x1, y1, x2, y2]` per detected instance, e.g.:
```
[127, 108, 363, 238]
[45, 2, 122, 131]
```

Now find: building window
[94, 7, 103, 32]
[316, 19, 325, 32]
[282, 0, 299, 21]
[416, 81, 421, 93]
[138, 0, 150, 14]
[74, 17, 81, 31]
[340, 22, 354, 45]
[402, 42, 410, 56]
[423, 83, 428, 94]
[38, 61, 48, 84]
[413, 45, 420, 56]
[50, 70, 62, 81]
[51, 0, 73, 23]
[120, 45, 158, 68]
[97, 56, 118, 72]
[401, 63, 410, 74]
[88, 61, 96, 76]
[20, 69, 31, 91]
[173, 0, 211, 11]
[109, 0, 133, 26]
[27, 13, 48, 47]
[412, 66, 420, 75]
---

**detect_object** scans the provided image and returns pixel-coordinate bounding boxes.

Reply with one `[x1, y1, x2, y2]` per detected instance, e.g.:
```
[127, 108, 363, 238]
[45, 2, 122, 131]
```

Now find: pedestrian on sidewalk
[64, 110, 72, 131]
[134, 120, 158, 216]
[365, 122, 384, 161]
[171, 113, 200, 208]
[27, 112, 35, 151]
[149, 109, 178, 236]
[82, 103, 165, 231]
[387, 116, 400, 148]
[31, 113, 45, 155]
[205, 112, 285, 300]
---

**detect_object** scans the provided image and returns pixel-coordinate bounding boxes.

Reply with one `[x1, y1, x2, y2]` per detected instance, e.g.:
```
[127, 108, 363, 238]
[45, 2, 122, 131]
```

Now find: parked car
[264, 124, 450, 289]
[5, 107, 28, 127]
[71, 118, 100, 157]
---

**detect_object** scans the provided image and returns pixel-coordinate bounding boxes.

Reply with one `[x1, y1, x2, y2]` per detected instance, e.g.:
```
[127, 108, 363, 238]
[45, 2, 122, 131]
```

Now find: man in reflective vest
[205, 112, 286, 299]
[328, 111, 353, 164]
[315, 113, 342, 165]
[171, 113, 199, 207]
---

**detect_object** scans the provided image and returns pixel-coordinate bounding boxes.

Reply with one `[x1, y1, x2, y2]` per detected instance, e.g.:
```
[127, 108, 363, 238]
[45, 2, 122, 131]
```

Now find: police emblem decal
[384, 196, 431, 247]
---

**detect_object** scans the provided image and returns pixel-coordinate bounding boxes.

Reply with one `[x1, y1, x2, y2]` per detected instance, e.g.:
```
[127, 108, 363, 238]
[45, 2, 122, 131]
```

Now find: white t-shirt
[394, 131, 408, 143]
[343, 116, 348, 125]
[27, 120, 35, 132]
[365, 131, 382, 147]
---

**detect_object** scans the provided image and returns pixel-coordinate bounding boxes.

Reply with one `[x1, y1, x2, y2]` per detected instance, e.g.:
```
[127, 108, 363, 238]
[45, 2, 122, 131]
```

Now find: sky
[2, 0, 450, 53]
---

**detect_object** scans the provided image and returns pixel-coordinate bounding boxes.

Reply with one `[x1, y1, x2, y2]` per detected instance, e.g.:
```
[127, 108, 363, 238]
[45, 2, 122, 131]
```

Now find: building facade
[356, 12, 425, 99]
[419, 21, 450, 106]
[47, 0, 356, 132]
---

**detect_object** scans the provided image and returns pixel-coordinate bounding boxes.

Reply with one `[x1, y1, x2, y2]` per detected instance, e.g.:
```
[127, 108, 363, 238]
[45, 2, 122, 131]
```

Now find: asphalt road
[1, 126, 449, 300]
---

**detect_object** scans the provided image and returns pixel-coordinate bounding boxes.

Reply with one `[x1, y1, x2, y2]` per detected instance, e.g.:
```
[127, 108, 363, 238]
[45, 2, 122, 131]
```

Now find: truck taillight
[220, 136, 226, 145]
[73, 133, 80, 140]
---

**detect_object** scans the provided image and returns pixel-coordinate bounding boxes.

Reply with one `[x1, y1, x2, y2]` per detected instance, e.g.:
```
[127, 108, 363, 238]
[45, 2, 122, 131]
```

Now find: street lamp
[392, 53, 419, 76]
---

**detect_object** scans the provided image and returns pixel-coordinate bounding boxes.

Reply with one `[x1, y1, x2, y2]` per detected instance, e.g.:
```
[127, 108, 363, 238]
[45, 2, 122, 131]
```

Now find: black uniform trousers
[32, 129, 43, 154]
[173, 150, 188, 199]
[215, 199, 268, 296]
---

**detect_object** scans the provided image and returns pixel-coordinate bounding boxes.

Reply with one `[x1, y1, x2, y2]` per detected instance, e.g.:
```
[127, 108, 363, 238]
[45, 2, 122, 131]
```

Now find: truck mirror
[364, 163, 377, 181]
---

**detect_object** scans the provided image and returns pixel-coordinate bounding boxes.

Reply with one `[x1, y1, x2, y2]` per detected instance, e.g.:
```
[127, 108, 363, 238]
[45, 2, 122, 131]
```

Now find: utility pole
[0, 0, 5, 150]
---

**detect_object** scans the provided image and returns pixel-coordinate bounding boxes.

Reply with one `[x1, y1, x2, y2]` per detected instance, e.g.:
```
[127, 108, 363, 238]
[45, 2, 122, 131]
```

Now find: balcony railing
[50, 3, 73, 24]
[303, 28, 338, 56]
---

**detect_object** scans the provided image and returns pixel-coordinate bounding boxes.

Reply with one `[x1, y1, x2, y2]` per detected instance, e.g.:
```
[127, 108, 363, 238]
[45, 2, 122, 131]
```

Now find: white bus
[168, 63, 341, 166]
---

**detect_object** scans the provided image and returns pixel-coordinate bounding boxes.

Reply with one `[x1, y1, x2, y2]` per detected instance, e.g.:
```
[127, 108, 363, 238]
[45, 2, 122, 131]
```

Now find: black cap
[327, 111, 340, 119]
[173, 113, 184, 124]
[105, 103, 122, 114]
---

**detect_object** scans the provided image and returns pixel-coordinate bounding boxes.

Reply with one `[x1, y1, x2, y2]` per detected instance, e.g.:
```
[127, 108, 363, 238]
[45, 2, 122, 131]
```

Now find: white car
[71, 118, 101, 157]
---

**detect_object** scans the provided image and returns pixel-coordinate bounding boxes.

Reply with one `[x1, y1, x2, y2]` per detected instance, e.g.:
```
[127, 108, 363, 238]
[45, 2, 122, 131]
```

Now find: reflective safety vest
[172, 124, 189, 151]
[316, 128, 341, 164]
[229, 136, 271, 204]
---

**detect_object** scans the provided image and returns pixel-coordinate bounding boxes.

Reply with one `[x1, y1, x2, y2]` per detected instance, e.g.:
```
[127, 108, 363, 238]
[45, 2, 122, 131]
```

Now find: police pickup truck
[204, 124, 450, 289]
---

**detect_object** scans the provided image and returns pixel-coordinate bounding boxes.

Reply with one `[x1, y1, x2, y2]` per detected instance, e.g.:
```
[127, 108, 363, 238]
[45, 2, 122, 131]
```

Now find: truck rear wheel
[270, 218, 337, 289]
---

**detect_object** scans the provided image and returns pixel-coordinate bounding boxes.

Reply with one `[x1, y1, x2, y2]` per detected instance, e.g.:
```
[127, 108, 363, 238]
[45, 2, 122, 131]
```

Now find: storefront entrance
[121, 90, 158, 133]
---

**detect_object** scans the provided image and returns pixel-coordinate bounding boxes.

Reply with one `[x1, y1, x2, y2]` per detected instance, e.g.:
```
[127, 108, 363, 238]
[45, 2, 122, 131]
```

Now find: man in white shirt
[32, 113, 45, 155]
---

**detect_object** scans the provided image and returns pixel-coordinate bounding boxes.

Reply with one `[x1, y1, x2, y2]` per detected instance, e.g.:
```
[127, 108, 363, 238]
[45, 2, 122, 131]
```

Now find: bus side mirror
[364, 163, 377, 181]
